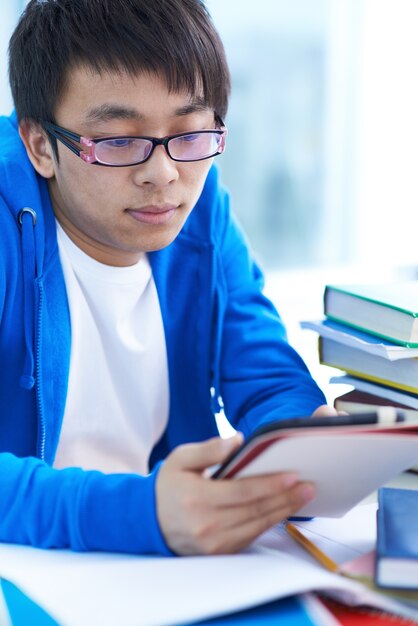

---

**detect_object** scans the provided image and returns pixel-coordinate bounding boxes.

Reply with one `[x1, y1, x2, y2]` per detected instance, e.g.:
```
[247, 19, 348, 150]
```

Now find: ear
[19, 120, 56, 179]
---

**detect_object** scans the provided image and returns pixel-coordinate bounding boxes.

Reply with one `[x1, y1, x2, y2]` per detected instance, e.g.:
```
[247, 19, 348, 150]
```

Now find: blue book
[376, 487, 418, 589]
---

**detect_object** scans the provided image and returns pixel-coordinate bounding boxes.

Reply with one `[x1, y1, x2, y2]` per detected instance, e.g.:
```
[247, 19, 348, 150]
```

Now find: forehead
[55, 65, 209, 126]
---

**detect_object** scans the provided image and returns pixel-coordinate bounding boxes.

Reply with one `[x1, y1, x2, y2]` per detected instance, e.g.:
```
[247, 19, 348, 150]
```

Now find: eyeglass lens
[94, 132, 223, 165]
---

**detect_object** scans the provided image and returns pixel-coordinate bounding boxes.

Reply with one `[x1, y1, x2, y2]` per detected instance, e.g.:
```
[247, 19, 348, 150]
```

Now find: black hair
[9, 0, 230, 127]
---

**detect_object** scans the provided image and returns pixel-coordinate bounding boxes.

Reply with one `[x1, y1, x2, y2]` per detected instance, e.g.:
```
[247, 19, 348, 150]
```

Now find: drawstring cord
[18, 207, 37, 390]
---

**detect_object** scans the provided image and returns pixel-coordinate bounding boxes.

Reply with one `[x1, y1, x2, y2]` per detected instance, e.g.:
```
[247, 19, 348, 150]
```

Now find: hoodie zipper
[35, 278, 46, 461]
[18, 207, 46, 461]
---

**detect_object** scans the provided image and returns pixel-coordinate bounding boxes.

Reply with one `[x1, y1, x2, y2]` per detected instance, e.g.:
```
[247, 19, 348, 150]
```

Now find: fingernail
[283, 473, 299, 488]
[301, 484, 316, 503]
[222, 433, 243, 451]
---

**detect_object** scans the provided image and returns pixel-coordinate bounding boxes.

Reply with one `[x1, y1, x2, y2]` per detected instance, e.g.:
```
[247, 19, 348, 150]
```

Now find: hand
[156, 434, 315, 556]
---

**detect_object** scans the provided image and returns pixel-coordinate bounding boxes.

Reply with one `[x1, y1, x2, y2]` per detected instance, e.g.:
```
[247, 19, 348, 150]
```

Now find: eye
[178, 133, 201, 143]
[104, 138, 134, 148]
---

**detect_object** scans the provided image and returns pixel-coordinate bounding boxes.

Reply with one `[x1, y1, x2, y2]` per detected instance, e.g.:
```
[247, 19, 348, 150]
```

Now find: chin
[137, 229, 183, 253]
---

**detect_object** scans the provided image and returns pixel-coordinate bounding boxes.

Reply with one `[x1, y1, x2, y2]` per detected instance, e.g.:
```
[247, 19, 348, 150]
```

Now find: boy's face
[32, 67, 216, 266]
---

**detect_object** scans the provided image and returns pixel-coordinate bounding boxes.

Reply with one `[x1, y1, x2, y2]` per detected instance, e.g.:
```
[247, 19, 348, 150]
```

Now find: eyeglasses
[43, 117, 227, 167]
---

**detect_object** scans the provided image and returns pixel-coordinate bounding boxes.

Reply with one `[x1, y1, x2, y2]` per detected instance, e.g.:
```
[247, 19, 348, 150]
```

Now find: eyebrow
[85, 97, 211, 124]
[174, 97, 210, 116]
[85, 104, 142, 124]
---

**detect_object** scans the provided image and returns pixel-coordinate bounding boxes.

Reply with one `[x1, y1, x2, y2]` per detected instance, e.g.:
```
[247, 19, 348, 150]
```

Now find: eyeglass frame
[42, 115, 227, 167]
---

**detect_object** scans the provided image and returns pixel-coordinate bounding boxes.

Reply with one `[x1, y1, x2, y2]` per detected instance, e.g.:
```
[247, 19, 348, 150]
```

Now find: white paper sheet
[252, 503, 377, 567]
[297, 502, 378, 556]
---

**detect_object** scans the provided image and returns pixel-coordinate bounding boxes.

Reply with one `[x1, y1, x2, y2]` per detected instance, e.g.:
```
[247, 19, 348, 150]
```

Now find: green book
[324, 282, 418, 347]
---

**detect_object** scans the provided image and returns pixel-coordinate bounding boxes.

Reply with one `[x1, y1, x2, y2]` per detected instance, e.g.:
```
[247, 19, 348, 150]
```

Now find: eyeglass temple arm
[43, 122, 83, 158]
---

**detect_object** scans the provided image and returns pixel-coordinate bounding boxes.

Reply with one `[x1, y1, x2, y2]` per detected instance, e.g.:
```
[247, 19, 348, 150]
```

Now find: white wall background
[353, 0, 418, 268]
[208, 0, 418, 272]
[0, 2, 21, 115]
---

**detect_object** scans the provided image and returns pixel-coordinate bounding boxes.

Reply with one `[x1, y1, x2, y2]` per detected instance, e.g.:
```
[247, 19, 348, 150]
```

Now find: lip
[126, 204, 178, 225]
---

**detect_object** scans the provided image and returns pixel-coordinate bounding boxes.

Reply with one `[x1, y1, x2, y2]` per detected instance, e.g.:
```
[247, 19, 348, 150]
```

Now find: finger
[204, 471, 301, 507]
[198, 484, 315, 555]
[311, 404, 338, 417]
[219, 482, 315, 531]
[169, 433, 244, 472]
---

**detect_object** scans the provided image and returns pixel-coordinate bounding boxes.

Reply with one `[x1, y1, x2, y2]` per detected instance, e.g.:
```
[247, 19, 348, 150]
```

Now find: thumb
[172, 433, 244, 472]
[312, 404, 338, 418]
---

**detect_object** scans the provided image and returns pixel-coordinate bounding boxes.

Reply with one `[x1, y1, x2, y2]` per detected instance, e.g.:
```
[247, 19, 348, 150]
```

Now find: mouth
[125, 204, 178, 225]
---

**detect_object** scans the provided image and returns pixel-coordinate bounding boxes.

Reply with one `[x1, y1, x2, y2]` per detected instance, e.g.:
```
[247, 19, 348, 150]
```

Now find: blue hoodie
[0, 112, 325, 554]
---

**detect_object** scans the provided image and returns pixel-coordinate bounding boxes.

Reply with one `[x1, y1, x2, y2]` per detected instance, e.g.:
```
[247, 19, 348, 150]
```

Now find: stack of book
[301, 281, 418, 432]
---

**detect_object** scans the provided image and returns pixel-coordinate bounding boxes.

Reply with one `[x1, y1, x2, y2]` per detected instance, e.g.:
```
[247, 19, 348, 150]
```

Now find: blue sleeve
[0, 454, 173, 555]
[215, 189, 326, 436]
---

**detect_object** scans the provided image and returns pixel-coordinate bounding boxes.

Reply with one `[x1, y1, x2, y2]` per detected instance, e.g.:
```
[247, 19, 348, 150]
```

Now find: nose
[131, 144, 179, 187]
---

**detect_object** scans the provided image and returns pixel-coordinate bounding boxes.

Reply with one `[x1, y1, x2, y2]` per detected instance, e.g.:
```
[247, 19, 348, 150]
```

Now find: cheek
[180, 161, 213, 201]
[56, 161, 119, 213]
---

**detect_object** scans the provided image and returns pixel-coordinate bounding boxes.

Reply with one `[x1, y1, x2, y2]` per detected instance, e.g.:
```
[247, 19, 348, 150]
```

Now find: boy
[1, 0, 331, 556]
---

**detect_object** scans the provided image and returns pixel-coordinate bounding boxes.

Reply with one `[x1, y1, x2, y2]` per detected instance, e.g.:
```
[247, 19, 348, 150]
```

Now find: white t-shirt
[54, 222, 169, 475]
